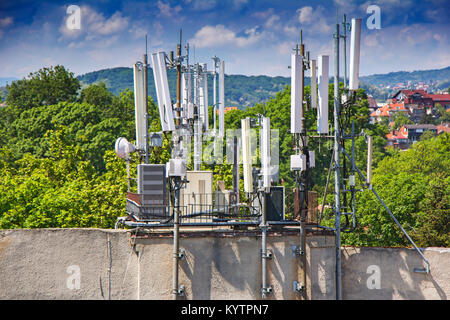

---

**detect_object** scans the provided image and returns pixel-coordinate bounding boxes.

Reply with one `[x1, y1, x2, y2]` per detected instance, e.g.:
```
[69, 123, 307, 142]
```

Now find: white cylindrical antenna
[242, 118, 253, 193]
[219, 60, 225, 137]
[317, 55, 329, 134]
[367, 135, 373, 186]
[310, 59, 317, 109]
[290, 52, 303, 133]
[261, 117, 271, 190]
[186, 66, 194, 120]
[181, 72, 187, 120]
[201, 63, 209, 131]
[156, 52, 175, 131]
[133, 63, 148, 149]
[349, 18, 362, 91]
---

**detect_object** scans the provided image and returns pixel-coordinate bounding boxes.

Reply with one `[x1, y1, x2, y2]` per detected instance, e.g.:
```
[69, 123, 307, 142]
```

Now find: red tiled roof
[436, 124, 450, 134]
[428, 94, 450, 102]
[371, 102, 406, 117]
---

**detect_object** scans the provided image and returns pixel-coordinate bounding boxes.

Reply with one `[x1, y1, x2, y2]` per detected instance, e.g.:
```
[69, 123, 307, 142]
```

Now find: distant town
[368, 89, 450, 150]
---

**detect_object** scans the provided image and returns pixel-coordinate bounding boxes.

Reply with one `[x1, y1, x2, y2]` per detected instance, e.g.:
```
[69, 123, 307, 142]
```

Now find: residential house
[391, 90, 450, 122]
[436, 123, 450, 135]
[402, 124, 437, 142]
[386, 124, 437, 149]
[370, 102, 408, 124]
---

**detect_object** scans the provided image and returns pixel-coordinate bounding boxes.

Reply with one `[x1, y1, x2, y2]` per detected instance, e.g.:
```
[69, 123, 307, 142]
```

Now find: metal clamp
[293, 281, 305, 293]
[414, 267, 430, 274]
[178, 248, 186, 260]
[261, 285, 273, 298]
[292, 245, 304, 257]
[175, 285, 185, 297]
[262, 249, 273, 259]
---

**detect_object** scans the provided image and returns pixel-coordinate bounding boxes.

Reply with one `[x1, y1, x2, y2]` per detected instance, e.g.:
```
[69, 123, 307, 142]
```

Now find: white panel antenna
[185, 68, 194, 119]
[181, 72, 187, 121]
[202, 63, 209, 131]
[151, 53, 173, 131]
[241, 118, 253, 193]
[317, 55, 329, 134]
[310, 59, 317, 109]
[261, 117, 271, 190]
[291, 53, 303, 134]
[219, 60, 225, 137]
[133, 63, 147, 150]
[349, 18, 362, 91]
[151, 52, 175, 132]
[156, 52, 175, 131]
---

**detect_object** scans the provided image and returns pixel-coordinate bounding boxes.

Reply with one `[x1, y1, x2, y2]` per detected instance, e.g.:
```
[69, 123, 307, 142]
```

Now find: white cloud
[296, 6, 332, 34]
[59, 6, 129, 42]
[0, 16, 13, 28]
[189, 24, 262, 48]
[0, 16, 13, 39]
[157, 1, 182, 18]
[232, 0, 248, 9]
[297, 6, 314, 24]
[265, 15, 280, 29]
[190, 0, 217, 11]
[252, 8, 274, 19]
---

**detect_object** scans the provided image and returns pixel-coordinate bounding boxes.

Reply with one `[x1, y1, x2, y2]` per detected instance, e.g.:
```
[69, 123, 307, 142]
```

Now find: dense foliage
[325, 133, 450, 247]
[0, 65, 448, 247]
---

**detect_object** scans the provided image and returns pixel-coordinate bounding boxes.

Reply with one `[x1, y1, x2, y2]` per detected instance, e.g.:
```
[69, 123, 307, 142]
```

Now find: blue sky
[0, 0, 449, 79]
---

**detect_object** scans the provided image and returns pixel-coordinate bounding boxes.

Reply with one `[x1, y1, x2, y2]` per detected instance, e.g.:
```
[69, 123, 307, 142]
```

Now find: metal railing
[125, 192, 261, 225]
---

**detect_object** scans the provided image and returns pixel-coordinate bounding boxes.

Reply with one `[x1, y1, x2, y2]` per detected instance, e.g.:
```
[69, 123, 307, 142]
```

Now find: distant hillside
[77, 67, 298, 109]
[3, 66, 449, 107]
[360, 66, 450, 86]
[77, 65, 450, 107]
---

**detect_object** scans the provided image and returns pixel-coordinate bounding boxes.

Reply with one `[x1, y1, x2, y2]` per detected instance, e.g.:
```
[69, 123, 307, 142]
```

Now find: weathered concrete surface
[0, 229, 448, 300]
[0, 229, 138, 300]
[342, 247, 450, 300]
[0, 228, 333, 300]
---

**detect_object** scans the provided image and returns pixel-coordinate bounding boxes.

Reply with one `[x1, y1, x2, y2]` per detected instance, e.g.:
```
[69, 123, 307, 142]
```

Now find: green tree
[79, 82, 112, 107]
[393, 112, 413, 130]
[5, 65, 80, 112]
[335, 133, 450, 247]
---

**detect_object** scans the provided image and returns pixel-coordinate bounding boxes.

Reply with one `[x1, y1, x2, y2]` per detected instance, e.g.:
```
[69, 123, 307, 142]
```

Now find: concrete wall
[0, 229, 448, 300]
[341, 247, 449, 300]
[0, 228, 335, 300]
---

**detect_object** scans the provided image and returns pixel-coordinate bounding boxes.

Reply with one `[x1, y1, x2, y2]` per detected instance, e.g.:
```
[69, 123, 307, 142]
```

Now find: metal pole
[126, 158, 131, 192]
[333, 23, 342, 301]
[172, 178, 181, 299]
[143, 50, 149, 164]
[299, 34, 307, 298]
[176, 30, 182, 127]
[233, 136, 239, 214]
[342, 14, 347, 89]
[261, 188, 271, 298]
[340, 148, 430, 274]
[213, 58, 218, 131]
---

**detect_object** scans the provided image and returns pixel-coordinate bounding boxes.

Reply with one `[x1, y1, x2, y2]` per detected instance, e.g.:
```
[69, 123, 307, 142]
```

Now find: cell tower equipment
[218, 60, 225, 137]
[349, 18, 362, 91]
[242, 118, 253, 193]
[133, 63, 147, 150]
[317, 55, 329, 134]
[291, 51, 303, 133]
[151, 52, 175, 132]
[310, 59, 317, 109]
